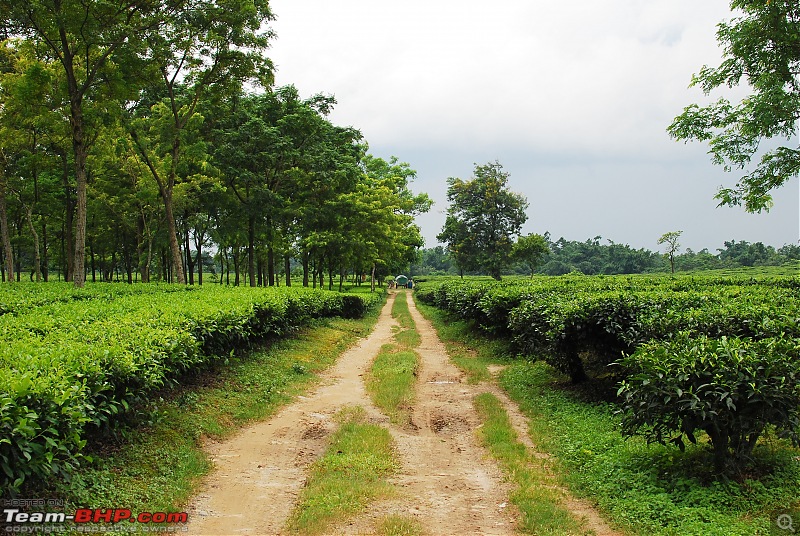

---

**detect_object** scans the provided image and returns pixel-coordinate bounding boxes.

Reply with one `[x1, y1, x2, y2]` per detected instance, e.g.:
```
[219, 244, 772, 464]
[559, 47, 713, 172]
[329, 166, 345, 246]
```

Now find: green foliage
[416, 236, 799, 278]
[513, 233, 550, 278]
[541, 235, 665, 275]
[0, 6, 428, 289]
[438, 161, 528, 280]
[418, 273, 800, 477]
[0, 284, 382, 495]
[667, 0, 800, 212]
[206, 89, 427, 288]
[500, 362, 800, 535]
[617, 335, 800, 473]
[658, 231, 683, 273]
[422, 295, 800, 533]
[55, 313, 377, 518]
[417, 274, 800, 384]
[0, 0, 181, 287]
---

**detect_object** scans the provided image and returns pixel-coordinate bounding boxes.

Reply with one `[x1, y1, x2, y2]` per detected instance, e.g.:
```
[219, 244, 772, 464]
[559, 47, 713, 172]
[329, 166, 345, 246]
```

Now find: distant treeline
[415, 236, 800, 277]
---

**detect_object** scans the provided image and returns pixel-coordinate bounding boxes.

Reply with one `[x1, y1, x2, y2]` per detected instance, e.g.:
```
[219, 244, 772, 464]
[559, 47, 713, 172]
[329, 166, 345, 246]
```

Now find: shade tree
[513, 233, 550, 278]
[0, 0, 175, 287]
[0, 39, 69, 282]
[658, 231, 683, 274]
[126, 0, 274, 285]
[0, 8, 431, 286]
[438, 161, 528, 280]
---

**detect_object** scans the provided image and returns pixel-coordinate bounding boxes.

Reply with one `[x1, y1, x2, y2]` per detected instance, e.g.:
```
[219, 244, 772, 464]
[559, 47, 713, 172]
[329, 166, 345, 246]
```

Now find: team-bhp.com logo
[3, 507, 188, 533]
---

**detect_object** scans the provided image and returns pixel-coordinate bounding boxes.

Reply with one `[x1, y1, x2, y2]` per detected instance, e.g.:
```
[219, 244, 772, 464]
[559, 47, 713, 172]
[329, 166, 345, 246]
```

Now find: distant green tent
[394, 274, 409, 286]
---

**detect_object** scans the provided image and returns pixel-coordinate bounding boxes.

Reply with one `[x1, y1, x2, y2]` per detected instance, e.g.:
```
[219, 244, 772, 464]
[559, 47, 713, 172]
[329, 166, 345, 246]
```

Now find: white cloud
[267, 0, 799, 250]
[270, 1, 734, 152]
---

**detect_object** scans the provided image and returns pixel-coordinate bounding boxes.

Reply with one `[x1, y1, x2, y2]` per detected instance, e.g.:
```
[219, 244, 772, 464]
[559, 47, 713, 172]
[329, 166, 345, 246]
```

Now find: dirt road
[187, 291, 617, 535]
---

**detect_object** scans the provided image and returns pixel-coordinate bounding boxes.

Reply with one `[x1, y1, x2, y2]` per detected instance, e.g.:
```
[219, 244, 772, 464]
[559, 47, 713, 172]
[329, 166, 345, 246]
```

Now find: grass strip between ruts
[365, 292, 420, 426]
[286, 406, 399, 535]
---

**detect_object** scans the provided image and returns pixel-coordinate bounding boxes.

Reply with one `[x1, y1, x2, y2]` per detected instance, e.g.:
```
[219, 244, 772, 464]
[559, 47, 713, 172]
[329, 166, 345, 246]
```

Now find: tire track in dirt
[187, 290, 520, 535]
[333, 290, 516, 535]
[186, 295, 399, 535]
[408, 295, 621, 536]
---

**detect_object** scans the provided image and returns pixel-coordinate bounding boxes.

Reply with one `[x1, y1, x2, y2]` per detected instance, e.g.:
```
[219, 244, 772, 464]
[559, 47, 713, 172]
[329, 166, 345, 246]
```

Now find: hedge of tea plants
[0, 284, 383, 493]
[416, 274, 800, 470]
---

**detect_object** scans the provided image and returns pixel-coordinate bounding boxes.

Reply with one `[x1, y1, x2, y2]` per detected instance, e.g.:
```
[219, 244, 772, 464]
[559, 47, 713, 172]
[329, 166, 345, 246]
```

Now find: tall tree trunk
[302, 251, 309, 287]
[144, 233, 153, 283]
[89, 241, 96, 283]
[59, 222, 65, 281]
[72, 150, 88, 287]
[162, 189, 185, 284]
[24, 206, 41, 282]
[193, 220, 208, 286]
[185, 218, 194, 285]
[14, 231, 21, 282]
[62, 152, 74, 282]
[128, 129, 185, 284]
[371, 263, 376, 292]
[41, 221, 48, 282]
[268, 246, 275, 286]
[247, 216, 256, 287]
[285, 255, 291, 287]
[109, 250, 116, 282]
[224, 249, 228, 285]
[233, 246, 241, 286]
[167, 248, 173, 283]
[65, 72, 89, 288]
[136, 213, 148, 283]
[264, 216, 275, 286]
[196, 244, 203, 285]
[122, 230, 133, 284]
[0, 175, 14, 283]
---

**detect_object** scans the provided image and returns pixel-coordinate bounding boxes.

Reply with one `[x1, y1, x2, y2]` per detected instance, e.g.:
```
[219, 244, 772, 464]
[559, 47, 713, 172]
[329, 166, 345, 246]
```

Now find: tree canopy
[658, 231, 683, 274]
[0, 0, 178, 286]
[0, 3, 430, 287]
[414, 234, 797, 277]
[438, 161, 528, 280]
[668, 0, 800, 213]
[513, 233, 550, 278]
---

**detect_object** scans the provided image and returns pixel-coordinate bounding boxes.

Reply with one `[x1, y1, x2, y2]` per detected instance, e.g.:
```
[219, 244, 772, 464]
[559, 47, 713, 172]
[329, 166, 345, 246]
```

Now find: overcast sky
[266, 0, 799, 253]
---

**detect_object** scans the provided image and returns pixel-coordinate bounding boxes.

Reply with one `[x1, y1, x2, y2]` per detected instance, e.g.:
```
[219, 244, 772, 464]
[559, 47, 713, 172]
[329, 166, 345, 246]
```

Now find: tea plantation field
[0, 283, 382, 494]
[416, 273, 800, 472]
